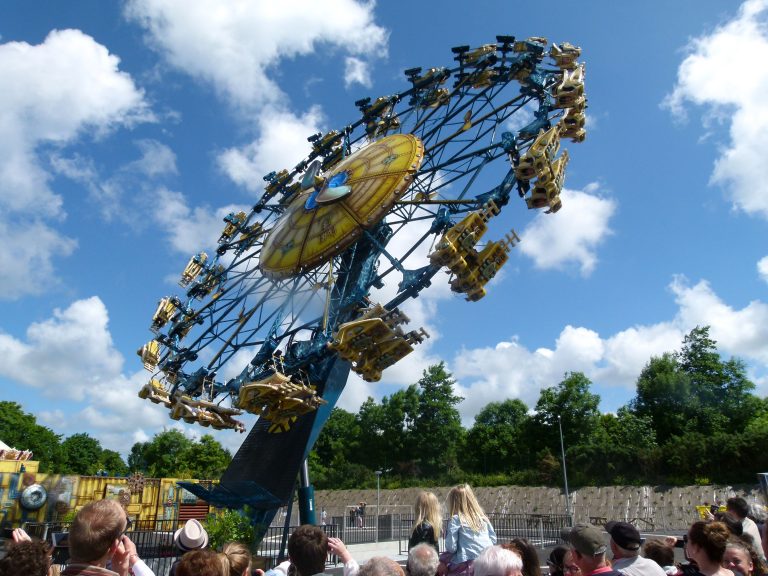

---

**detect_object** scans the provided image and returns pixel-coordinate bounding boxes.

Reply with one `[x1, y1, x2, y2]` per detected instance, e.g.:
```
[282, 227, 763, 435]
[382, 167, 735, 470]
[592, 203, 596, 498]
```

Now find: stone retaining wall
[313, 484, 765, 531]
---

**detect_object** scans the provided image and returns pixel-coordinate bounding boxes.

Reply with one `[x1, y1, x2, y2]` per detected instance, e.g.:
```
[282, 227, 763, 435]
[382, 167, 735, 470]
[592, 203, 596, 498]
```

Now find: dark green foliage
[465, 399, 530, 474]
[308, 329, 765, 488]
[61, 433, 104, 475]
[204, 508, 255, 549]
[0, 403, 129, 475]
[0, 402, 64, 472]
[127, 430, 231, 479]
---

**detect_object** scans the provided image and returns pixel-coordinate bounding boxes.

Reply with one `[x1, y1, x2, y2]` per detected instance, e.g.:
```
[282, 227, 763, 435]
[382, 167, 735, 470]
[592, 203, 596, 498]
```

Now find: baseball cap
[605, 521, 641, 550]
[561, 524, 607, 556]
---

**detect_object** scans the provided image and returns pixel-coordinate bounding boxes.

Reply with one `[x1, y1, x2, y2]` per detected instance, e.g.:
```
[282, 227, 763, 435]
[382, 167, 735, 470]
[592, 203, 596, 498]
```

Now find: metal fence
[396, 512, 573, 555]
[24, 518, 182, 575]
[20, 518, 341, 576]
[17, 511, 572, 575]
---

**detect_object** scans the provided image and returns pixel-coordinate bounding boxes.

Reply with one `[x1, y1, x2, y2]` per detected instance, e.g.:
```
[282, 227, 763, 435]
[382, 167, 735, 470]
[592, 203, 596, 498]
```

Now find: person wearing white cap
[169, 519, 210, 576]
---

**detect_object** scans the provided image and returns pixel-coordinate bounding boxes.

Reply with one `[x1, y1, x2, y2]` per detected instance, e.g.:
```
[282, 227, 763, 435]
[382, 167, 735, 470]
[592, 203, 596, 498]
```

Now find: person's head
[723, 538, 755, 576]
[0, 540, 52, 576]
[288, 525, 328, 576]
[547, 545, 569, 576]
[714, 512, 744, 537]
[68, 499, 127, 564]
[220, 541, 252, 576]
[176, 549, 225, 576]
[474, 545, 523, 576]
[606, 521, 642, 559]
[563, 550, 582, 576]
[687, 521, 730, 565]
[359, 557, 405, 576]
[504, 538, 541, 576]
[408, 544, 440, 576]
[726, 498, 750, 521]
[174, 518, 210, 552]
[560, 524, 608, 572]
[642, 539, 675, 568]
[446, 484, 486, 532]
[413, 492, 442, 539]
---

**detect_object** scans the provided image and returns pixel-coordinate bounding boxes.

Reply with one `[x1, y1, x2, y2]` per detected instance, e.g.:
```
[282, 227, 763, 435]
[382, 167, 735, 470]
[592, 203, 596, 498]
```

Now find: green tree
[676, 326, 756, 434]
[99, 449, 129, 476]
[140, 430, 194, 478]
[530, 372, 600, 454]
[310, 408, 368, 488]
[411, 363, 464, 477]
[178, 435, 231, 479]
[630, 353, 692, 443]
[464, 399, 530, 474]
[355, 386, 420, 473]
[61, 433, 103, 475]
[312, 408, 360, 466]
[128, 442, 149, 473]
[569, 408, 658, 484]
[0, 401, 63, 472]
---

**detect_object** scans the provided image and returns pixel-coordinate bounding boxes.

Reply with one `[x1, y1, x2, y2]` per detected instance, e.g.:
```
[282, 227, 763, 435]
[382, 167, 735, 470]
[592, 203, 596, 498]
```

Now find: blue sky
[1, 0, 766, 458]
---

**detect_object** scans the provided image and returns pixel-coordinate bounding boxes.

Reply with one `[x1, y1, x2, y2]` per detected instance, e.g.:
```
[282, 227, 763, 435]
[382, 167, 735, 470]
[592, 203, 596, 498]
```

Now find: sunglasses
[121, 517, 133, 538]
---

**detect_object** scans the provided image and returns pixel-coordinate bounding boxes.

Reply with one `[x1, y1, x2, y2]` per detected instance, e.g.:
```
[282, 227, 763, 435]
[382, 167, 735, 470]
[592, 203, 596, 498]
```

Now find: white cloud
[0, 297, 123, 400]
[52, 140, 179, 221]
[124, 0, 388, 111]
[127, 139, 179, 178]
[0, 29, 150, 298]
[218, 106, 325, 192]
[518, 184, 616, 276]
[0, 219, 77, 300]
[445, 275, 768, 423]
[344, 57, 372, 88]
[150, 187, 238, 254]
[0, 296, 249, 456]
[758, 256, 768, 283]
[664, 0, 768, 218]
[0, 29, 150, 216]
[671, 275, 768, 364]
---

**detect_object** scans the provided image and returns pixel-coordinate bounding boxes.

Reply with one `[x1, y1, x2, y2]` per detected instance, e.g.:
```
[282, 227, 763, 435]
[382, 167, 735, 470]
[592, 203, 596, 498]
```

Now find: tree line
[3, 326, 765, 487]
[309, 326, 768, 489]
[0, 405, 231, 480]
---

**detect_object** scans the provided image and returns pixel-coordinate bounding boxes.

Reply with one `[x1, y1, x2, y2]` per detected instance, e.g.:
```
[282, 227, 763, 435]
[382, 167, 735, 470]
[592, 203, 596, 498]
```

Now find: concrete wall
[313, 484, 765, 531]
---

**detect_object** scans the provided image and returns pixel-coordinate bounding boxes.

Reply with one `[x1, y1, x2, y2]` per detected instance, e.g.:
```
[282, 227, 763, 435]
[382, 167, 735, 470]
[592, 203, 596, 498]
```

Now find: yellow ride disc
[260, 134, 424, 278]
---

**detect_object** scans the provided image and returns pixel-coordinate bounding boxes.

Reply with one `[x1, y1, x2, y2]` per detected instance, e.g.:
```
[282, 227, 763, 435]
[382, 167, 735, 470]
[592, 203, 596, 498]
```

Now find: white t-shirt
[742, 517, 766, 561]
[613, 555, 666, 576]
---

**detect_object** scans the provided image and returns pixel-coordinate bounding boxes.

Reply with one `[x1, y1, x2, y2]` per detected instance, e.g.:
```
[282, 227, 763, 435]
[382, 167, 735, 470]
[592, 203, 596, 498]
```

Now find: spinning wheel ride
[138, 35, 588, 537]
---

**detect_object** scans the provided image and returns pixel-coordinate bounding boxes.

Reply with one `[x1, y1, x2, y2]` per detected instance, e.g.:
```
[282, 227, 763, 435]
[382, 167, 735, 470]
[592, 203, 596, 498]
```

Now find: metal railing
[397, 512, 573, 555]
[24, 518, 182, 575]
[17, 511, 573, 574]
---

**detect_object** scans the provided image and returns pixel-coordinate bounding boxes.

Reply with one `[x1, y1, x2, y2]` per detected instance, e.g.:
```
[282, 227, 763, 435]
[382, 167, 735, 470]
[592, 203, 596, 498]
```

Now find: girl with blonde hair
[219, 542, 252, 576]
[443, 484, 496, 569]
[409, 491, 442, 551]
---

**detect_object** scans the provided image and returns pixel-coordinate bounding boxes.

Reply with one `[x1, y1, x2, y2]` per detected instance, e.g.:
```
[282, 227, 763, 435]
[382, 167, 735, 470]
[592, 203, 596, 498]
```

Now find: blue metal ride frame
[166, 34, 574, 548]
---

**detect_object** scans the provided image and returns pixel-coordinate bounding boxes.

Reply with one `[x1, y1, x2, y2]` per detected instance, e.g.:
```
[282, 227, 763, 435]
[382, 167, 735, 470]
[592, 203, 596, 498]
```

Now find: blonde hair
[412, 491, 442, 539]
[447, 484, 487, 532]
[219, 542, 252, 576]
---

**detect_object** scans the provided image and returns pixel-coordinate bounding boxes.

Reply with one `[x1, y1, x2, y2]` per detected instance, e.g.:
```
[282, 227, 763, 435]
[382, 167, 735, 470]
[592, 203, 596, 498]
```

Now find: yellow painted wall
[0, 459, 215, 528]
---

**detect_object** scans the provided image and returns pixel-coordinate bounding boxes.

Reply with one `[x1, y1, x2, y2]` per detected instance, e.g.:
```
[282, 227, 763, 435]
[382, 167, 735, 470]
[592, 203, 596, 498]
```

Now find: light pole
[375, 470, 382, 542]
[558, 415, 572, 521]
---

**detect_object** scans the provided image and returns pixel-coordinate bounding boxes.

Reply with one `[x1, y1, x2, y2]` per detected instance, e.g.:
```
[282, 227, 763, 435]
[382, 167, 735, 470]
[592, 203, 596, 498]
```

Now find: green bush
[204, 509, 255, 550]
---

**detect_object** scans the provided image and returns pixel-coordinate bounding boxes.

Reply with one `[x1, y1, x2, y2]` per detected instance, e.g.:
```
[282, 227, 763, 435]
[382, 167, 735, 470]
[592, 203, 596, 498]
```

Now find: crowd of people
[2, 485, 767, 576]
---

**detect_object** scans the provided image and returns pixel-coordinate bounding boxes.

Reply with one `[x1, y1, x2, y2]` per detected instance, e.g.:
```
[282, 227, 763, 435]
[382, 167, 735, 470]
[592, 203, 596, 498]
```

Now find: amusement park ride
[137, 35, 588, 537]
